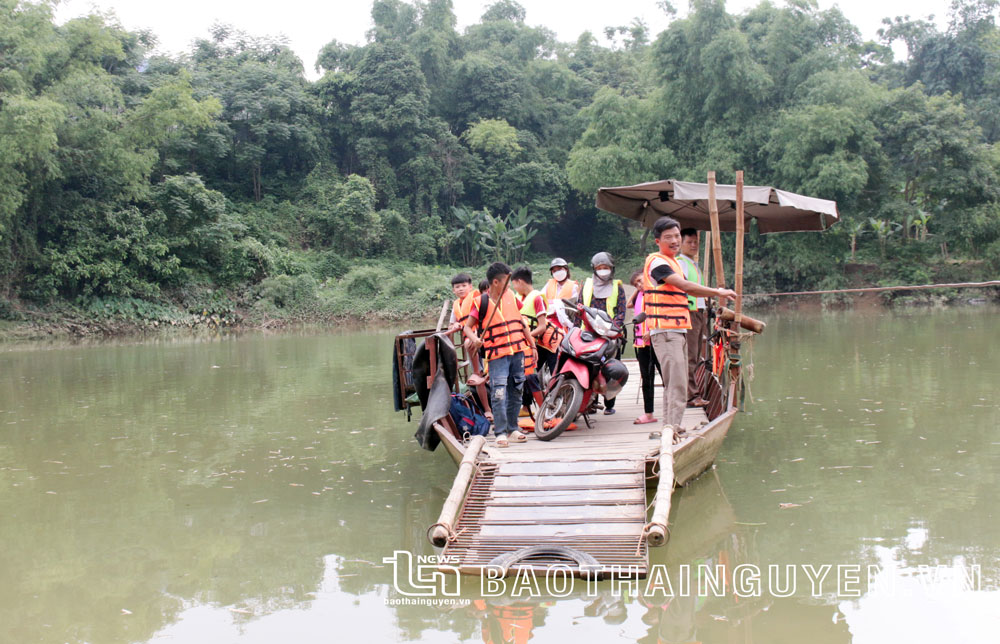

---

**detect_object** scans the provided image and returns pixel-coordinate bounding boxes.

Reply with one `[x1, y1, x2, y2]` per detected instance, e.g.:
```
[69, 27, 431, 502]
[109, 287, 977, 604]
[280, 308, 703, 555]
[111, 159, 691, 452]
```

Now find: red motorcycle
[534, 302, 629, 441]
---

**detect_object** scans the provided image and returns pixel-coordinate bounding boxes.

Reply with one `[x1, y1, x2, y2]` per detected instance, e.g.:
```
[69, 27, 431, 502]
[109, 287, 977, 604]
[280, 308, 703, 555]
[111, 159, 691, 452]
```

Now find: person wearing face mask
[581, 252, 627, 414]
[543, 257, 579, 331]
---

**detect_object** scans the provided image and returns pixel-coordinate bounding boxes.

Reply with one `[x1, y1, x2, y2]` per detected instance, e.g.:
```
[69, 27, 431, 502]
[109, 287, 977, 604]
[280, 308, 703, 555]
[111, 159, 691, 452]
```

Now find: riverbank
[2, 259, 996, 343]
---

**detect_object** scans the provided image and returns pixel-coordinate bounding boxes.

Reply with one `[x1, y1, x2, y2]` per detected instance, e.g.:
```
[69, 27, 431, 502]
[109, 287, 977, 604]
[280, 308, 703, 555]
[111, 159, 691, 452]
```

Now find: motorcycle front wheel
[534, 376, 584, 441]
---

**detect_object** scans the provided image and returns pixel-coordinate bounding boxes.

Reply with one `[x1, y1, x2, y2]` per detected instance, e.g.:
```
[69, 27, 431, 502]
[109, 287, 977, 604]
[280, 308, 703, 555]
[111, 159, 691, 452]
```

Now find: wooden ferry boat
[392, 172, 837, 579]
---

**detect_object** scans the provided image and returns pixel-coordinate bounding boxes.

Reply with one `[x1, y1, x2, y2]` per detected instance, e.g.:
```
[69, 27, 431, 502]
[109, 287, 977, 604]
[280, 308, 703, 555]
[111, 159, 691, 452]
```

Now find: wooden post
[707, 171, 725, 289]
[701, 230, 711, 298]
[435, 300, 449, 332]
[429, 434, 486, 547]
[647, 432, 675, 547]
[734, 171, 745, 325]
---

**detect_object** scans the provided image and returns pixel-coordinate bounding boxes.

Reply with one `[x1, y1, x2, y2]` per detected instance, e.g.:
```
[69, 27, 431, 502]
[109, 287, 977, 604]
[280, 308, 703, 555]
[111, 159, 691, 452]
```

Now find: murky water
[1, 307, 998, 643]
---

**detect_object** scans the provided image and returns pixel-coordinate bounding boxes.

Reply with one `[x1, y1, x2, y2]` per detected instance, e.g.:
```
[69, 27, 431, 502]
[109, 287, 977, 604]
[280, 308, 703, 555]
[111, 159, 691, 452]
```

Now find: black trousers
[635, 345, 661, 415]
[536, 346, 558, 375]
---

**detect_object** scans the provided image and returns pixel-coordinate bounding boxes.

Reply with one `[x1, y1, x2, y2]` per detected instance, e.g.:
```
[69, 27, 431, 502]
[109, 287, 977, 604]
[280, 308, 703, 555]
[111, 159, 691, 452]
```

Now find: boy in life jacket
[511, 265, 562, 375]
[510, 266, 550, 412]
[465, 262, 530, 447]
[643, 217, 735, 442]
[446, 272, 476, 334]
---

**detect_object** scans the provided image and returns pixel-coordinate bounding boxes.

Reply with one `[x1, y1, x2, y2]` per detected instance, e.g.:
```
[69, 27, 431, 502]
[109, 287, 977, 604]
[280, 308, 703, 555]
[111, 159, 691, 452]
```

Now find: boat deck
[436, 360, 733, 578]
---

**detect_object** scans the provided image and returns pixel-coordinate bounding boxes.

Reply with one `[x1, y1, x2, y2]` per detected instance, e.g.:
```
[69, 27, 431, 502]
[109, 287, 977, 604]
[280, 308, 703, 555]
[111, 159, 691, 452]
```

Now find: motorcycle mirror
[633, 312, 647, 324]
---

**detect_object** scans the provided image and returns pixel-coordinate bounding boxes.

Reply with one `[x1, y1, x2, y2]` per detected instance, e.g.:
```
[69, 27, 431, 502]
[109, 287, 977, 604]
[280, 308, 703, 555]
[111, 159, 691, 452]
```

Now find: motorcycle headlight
[588, 311, 612, 337]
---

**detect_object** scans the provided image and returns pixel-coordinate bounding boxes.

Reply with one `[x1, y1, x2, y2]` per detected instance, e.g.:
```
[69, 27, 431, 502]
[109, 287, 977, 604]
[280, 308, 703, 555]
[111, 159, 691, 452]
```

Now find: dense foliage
[2, 0, 999, 322]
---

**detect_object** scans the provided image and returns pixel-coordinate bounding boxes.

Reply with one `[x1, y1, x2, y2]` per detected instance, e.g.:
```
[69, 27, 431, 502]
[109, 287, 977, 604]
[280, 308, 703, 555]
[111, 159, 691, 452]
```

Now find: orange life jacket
[543, 278, 577, 331]
[519, 290, 563, 353]
[537, 323, 564, 353]
[452, 290, 477, 327]
[522, 332, 537, 376]
[475, 289, 529, 360]
[642, 252, 691, 331]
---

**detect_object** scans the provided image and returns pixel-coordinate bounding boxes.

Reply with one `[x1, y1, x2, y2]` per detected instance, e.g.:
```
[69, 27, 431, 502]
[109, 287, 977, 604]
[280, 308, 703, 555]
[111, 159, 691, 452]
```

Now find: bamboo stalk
[707, 172, 725, 289]
[719, 307, 765, 333]
[747, 280, 1000, 298]
[435, 300, 449, 332]
[734, 171, 745, 324]
[646, 433, 674, 547]
[701, 230, 711, 296]
[429, 434, 486, 547]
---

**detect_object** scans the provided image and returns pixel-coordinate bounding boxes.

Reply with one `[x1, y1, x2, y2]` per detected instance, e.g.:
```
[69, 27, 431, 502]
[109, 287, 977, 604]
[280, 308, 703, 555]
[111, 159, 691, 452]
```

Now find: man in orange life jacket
[466, 262, 530, 447]
[643, 217, 736, 440]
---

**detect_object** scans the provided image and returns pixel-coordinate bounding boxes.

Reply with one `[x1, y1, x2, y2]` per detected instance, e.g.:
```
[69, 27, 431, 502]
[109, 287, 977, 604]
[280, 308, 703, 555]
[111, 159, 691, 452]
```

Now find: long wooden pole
[429, 434, 486, 547]
[647, 433, 674, 547]
[435, 300, 449, 332]
[734, 171, 745, 324]
[707, 171, 725, 289]
[701, 230, 711, 300]
[747, 280, 1000, 298]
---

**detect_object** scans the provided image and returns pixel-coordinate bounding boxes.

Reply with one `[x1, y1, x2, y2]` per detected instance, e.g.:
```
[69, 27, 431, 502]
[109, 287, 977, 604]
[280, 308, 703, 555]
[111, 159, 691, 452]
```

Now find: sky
[55, 0, 950, 79]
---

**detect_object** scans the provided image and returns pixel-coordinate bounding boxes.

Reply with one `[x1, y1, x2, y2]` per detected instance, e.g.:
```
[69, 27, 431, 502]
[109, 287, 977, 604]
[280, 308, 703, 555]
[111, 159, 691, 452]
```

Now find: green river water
[1, 306, 998, 643]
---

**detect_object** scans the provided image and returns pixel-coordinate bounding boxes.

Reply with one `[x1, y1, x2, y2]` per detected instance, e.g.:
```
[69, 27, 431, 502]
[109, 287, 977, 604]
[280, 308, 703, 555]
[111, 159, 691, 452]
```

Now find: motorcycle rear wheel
[535, 376, 584, 441]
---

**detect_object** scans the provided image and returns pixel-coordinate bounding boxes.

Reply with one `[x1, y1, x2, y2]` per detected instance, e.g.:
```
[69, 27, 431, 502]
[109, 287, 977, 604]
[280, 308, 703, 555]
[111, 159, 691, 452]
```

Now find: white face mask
[552, 269, 568, 282]
[595, 269, 612, 279]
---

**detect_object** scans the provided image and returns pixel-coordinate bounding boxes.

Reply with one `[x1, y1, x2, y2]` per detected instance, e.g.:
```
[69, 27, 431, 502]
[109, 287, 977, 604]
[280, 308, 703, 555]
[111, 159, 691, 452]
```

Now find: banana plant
[449, 206, 483, 265]
[914, 210, 933, 242]
[868, 217, 892, 257]
[846, 220, 865, 260]
[477, 208, 512, 262]
[506, 206, 538, 263]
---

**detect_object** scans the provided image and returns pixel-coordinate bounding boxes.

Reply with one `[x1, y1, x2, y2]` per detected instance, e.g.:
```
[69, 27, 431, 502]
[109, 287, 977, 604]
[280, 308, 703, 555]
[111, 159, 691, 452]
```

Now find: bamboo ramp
[433, 360, 729, 580]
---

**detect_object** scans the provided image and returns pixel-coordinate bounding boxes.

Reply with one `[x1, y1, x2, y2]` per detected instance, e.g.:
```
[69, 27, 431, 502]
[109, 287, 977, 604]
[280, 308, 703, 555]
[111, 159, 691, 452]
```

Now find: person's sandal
[495, 435, 509, 447]
[509, 430, 527, 443]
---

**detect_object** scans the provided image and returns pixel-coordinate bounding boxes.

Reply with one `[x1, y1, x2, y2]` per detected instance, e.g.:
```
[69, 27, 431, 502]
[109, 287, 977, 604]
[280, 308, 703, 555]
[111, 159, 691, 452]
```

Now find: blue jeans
[488, 351, 525, 437]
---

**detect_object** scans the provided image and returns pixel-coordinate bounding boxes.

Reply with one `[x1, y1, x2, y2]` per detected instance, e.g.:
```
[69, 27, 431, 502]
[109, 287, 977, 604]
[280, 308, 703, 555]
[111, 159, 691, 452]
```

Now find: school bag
[449, 393, 490, 438]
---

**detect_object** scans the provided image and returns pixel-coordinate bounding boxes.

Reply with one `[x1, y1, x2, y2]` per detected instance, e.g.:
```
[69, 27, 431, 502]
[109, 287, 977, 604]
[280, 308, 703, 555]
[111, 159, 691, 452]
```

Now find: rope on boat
[746, 280, 1000, 298]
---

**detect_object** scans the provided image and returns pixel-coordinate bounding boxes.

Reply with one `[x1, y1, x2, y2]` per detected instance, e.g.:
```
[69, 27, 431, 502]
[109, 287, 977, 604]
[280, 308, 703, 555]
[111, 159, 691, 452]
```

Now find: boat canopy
[595, 179, 839, 234]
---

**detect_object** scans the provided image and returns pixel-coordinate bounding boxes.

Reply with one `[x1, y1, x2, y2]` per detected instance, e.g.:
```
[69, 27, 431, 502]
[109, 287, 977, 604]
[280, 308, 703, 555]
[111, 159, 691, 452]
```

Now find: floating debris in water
[779, 503, 801, 509]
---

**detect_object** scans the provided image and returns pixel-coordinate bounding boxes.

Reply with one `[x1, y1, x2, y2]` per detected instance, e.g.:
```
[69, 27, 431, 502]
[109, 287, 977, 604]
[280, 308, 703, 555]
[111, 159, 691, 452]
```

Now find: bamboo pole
[700, 230, 712, 310]
[746, 280, 1000, 298]
[734, 171, 745, 325]
[435, 299, 449, 332]
[707, 171, 725, 289]
[429, 433, 486, 547]
[646, 432, 675, 547]
[719, 307, 765, 333]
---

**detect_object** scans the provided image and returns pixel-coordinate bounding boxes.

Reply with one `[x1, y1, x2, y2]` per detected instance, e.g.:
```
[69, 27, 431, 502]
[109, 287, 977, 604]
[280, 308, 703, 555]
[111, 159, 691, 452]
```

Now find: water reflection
[1, 308, 998, 643]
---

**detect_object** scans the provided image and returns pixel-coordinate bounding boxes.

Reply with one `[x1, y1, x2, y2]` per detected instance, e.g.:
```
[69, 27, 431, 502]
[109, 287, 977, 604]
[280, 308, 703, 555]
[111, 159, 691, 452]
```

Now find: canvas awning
[596, 179, 839, 233]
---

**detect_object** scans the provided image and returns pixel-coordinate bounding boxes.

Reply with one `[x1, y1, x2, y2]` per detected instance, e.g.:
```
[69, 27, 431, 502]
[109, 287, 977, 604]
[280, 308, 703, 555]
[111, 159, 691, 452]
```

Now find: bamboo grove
[2, 0, 999, 319]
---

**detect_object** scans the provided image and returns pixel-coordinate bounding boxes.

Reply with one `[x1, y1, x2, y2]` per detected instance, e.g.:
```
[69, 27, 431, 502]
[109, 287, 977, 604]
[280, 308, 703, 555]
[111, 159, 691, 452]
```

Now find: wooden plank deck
[439, 360, 727, 578]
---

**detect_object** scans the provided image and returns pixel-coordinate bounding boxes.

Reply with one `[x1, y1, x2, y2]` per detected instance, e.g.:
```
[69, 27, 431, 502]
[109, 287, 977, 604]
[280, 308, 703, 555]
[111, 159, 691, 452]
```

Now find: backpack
[449, 393, 490, 438]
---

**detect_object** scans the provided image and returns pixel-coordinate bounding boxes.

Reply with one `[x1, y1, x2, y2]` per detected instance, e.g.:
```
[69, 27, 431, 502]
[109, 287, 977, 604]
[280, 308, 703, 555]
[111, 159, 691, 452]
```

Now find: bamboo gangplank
[646, 433, 674, 547]
[429, 434, 486, 547]
[431, 361, 738, 577]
